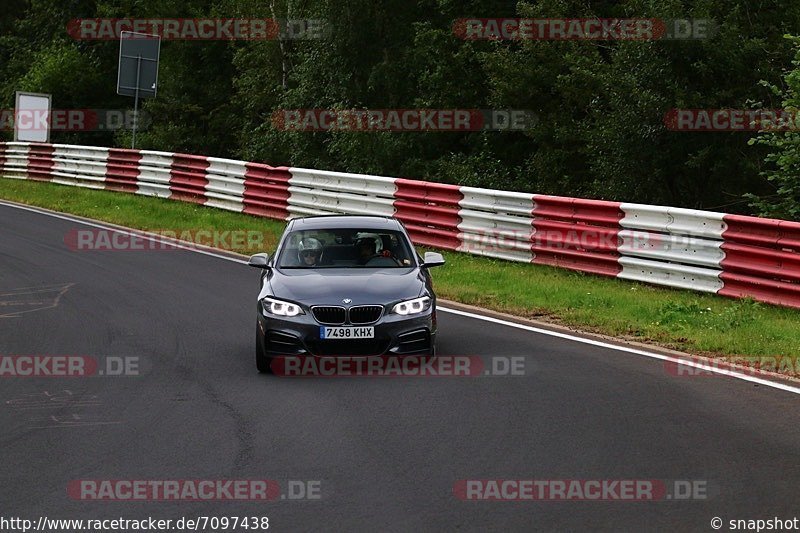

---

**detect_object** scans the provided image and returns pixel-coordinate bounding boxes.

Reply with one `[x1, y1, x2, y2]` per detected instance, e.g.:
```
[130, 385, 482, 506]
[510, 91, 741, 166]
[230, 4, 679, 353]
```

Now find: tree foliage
[748, 37, 800, 219]
[1, 0, 799, 215]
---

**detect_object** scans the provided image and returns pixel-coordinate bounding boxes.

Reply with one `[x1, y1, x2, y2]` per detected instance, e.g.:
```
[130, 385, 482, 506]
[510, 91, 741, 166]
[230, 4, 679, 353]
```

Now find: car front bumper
[257, 304, 436, 357]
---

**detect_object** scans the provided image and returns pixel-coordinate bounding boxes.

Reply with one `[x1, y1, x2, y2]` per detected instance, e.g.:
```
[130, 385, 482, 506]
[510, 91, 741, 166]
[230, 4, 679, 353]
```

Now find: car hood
[262, 267, 426, 306]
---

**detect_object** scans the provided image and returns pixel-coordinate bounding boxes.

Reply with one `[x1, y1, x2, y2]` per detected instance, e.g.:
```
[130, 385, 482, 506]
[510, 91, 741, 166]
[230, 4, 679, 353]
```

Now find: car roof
[288, 215, 402, 231]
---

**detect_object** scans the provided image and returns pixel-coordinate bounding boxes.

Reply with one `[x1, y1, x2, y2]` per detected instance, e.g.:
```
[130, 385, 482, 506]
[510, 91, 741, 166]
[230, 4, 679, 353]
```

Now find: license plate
[320, 327, 374, 339]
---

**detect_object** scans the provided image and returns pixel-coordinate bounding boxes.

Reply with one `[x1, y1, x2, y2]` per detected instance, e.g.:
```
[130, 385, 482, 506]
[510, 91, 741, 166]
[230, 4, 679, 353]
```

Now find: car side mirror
[422, 252, 445, 268]
[248, 253, 271, 269]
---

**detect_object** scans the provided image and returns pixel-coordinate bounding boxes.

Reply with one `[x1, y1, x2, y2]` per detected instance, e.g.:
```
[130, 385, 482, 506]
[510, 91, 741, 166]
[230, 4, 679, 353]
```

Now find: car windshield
[277, 228, 416, 269]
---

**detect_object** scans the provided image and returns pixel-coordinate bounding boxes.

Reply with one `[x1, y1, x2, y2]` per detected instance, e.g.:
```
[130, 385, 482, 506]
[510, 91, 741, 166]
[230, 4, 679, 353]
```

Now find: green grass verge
[2, 177, 799, 362]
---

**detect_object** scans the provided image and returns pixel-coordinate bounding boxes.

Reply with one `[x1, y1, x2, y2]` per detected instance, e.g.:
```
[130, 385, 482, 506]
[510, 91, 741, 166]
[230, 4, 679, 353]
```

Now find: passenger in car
[355, 237, 378, 265]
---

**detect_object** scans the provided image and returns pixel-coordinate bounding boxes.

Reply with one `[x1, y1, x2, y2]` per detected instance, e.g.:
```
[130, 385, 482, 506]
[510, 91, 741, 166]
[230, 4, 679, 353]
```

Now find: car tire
[256, 326, 273, 374]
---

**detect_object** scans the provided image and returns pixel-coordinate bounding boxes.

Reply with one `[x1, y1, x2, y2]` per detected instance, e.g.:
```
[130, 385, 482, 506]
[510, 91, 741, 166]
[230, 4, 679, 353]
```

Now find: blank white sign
[15, 92, 52, 143]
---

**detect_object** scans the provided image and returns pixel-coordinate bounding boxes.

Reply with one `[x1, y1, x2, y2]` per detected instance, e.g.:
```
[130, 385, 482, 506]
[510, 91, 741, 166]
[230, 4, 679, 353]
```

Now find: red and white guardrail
[1, 141, 799, 309]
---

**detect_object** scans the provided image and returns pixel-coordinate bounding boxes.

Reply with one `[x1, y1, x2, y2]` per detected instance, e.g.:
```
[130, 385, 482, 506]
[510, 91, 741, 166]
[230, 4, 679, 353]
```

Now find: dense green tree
[1, 0, 799, 215]
[748, 37, 800, 220]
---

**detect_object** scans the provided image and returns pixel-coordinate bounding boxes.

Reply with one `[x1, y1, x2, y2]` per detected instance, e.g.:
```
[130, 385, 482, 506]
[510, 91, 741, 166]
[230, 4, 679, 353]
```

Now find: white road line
[3, 199, 799, 396]
[438, 306, 800, 395]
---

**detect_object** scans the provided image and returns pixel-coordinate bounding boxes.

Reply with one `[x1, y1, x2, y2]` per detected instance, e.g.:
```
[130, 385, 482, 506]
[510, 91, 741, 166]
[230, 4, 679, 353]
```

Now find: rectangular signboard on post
[117, 31, 160, 148]
[14, 92, 52, 143]
[117, 31, 160, 98]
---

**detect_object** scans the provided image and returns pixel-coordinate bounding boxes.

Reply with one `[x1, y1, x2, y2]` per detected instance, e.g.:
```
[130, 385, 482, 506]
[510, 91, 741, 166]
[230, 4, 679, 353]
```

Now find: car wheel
[256, 325, 273, 374]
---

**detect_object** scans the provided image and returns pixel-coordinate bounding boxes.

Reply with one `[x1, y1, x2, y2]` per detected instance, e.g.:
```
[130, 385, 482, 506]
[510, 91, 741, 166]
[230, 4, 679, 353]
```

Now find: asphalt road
[1, 201, 799, 532]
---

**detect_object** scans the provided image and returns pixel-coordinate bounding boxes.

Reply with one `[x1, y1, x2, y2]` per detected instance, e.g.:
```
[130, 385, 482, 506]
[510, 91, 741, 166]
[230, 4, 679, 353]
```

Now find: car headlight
[392, 296, 431, 316]
[261, 297, 304, 317]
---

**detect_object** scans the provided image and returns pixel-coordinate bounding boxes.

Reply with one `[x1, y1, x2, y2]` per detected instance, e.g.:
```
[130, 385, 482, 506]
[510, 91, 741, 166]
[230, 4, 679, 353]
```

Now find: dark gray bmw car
[248, 215, 445, 373]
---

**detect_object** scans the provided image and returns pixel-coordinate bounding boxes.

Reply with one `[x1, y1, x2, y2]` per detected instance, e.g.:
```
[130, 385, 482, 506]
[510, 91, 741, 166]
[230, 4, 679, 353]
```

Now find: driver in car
[355, 237, 378, 265]
[298, 237, 324, 266]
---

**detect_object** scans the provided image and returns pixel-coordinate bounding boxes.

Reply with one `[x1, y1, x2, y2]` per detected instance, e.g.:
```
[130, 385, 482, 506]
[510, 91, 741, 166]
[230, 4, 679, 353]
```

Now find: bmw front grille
[311, 306, 347, 325]
[311, 305, 384, 325]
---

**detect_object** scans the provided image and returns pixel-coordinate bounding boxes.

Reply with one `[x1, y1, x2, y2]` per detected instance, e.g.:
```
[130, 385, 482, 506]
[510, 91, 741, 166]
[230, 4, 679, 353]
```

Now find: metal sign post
[132, 55, 141, 148]
[117, 31, 160, 149]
